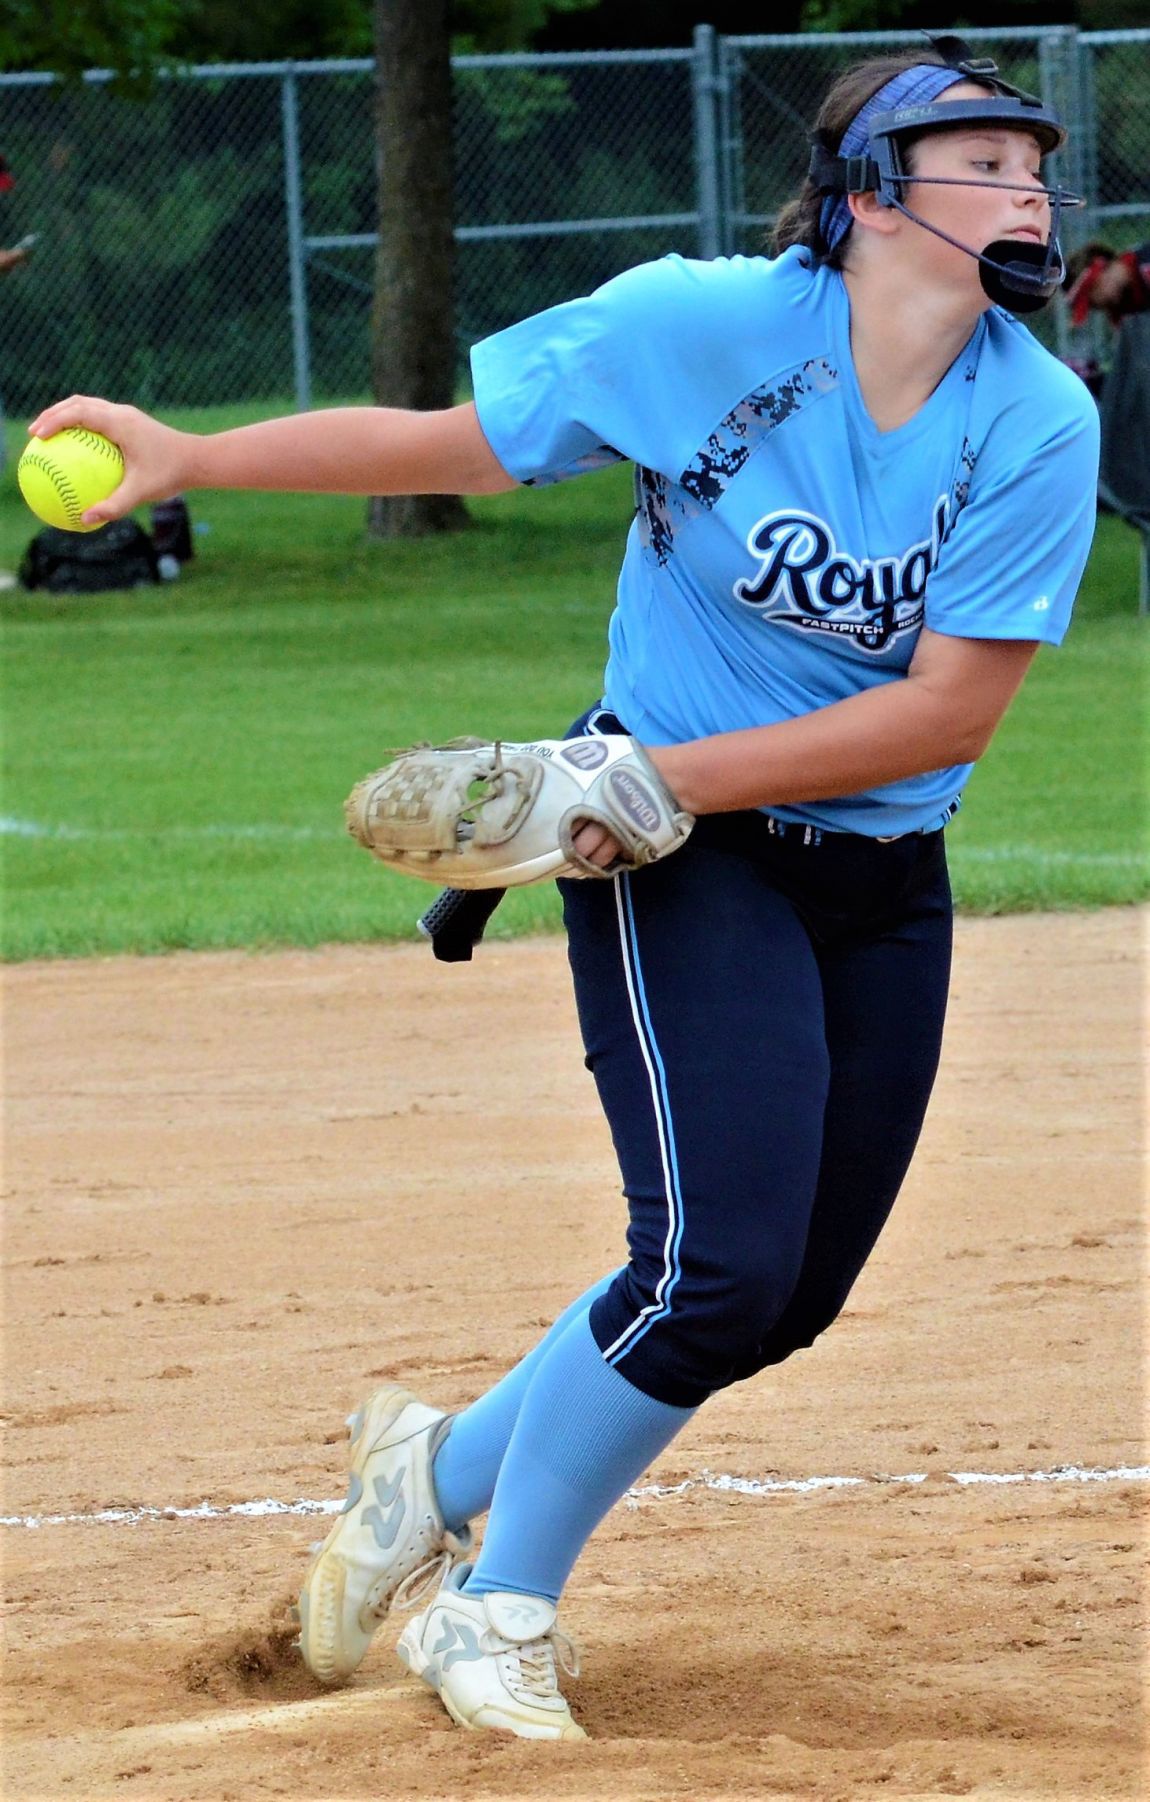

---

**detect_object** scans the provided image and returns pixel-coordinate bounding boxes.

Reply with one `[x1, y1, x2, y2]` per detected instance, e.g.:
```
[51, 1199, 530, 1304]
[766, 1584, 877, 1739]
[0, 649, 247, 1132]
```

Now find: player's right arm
[24, 398, 517, 526]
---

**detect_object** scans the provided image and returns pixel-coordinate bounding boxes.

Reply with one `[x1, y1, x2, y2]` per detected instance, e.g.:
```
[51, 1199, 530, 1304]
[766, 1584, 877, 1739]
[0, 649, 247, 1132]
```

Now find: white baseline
[3, 1462, 1147, 1531]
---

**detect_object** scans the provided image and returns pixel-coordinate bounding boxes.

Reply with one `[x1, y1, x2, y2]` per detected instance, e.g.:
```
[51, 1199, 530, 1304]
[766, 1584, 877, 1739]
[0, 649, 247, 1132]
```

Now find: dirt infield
[2, 910, 1145, 1801]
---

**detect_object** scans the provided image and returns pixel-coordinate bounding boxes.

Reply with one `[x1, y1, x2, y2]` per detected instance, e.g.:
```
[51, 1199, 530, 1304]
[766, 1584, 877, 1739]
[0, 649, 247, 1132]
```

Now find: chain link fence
[0, 26, 1146, 420]
[296, 48, 711, 407]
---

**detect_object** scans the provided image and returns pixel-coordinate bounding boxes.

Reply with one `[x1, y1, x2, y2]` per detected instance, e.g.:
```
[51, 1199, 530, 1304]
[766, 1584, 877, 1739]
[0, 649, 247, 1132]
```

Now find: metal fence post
[718, 38, 745, 257]
[1074, 37, 1110, 376]
[692, 24, 722, 259]
[280, 68, 312, 412]
[1073, 32, 1100, 250]
[1039, 26, 1082, 363]
[713, 34, 735, 257]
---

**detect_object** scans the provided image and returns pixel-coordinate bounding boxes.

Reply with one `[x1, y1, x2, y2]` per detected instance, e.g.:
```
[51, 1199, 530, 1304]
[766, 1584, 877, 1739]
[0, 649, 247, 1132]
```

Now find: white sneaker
[298, 1386, 472, 1685]
[396, 1563, 586, 1741]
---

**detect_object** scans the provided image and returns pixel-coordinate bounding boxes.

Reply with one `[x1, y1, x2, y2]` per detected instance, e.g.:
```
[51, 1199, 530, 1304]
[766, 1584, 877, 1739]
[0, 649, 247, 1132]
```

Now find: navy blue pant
[559, 801, 953, 1409]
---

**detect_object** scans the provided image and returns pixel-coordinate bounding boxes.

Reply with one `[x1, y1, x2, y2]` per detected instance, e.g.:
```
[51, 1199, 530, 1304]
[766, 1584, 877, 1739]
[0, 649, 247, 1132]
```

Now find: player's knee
[747, 1281, 856, 1372]
[613, 1249, 807, 1396]
[725, 1257, 806, 1353]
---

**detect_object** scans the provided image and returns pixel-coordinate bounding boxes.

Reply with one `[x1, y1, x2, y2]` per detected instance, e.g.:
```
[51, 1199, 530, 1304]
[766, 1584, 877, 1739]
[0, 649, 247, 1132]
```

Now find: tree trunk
[368, 0, 469, 537]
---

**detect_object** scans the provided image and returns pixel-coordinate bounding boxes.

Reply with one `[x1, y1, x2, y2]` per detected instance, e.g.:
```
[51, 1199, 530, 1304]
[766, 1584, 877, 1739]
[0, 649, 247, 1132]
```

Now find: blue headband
[820, 64, 966, 253]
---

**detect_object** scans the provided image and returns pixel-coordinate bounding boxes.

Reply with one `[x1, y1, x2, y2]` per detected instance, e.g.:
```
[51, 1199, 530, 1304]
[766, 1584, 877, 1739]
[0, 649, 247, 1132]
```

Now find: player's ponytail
[772, 47, 947, 267]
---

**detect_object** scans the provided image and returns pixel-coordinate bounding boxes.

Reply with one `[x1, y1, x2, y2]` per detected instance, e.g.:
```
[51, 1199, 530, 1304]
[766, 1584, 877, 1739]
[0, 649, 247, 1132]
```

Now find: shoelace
[482, 1625, 581, 1696]
[390, 1531, 471, 1614]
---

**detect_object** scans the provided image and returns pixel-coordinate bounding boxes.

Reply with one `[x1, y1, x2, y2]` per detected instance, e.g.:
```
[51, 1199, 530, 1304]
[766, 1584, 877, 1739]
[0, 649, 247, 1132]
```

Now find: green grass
[1, 401, 1146, 960]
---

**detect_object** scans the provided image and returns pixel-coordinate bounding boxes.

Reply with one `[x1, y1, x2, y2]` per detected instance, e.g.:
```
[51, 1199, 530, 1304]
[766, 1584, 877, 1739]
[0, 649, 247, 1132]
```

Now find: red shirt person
[1066, 239, 1150, 327]
[0, 155, 33, 479]
[0, 155, 31, 275]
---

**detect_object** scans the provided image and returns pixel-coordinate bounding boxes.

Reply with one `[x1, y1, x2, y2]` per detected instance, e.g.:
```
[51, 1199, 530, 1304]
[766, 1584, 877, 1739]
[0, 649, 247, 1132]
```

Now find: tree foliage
[2, 0, 1133, 83]
[795, 0, 1075, 30]
[0, 0, 600, 81]
[0, 0, 183, 92]
[452, 0, 597, 53]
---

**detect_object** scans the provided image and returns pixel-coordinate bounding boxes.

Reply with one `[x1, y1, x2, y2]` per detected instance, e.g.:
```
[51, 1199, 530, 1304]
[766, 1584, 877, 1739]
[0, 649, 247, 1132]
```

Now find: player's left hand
[344, 735, 695, 889]
[569, 820, 624, 869]
[567, 741, 693, 868]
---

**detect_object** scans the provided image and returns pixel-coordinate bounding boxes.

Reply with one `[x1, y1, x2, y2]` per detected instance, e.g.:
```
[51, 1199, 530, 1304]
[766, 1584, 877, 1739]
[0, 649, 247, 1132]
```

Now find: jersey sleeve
[925, 385, 1100, 647]
[469, 257, 710, 487]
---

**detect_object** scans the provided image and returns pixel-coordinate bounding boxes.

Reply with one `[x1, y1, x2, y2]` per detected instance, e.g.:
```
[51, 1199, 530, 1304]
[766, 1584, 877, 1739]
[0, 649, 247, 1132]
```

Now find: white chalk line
[3, 1463, 1147, 1531]
[2, 816, 1145, 872]
[947, 845, 1146, 870]
[71, 1688, 405, 1755]
[625, 1463, 1150, 1504]
[1, 816, 331, 843]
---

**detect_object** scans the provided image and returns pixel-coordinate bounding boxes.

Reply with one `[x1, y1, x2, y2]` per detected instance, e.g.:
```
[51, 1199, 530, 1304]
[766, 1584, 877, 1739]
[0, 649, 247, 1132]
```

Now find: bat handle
[417, 887, 506, 962]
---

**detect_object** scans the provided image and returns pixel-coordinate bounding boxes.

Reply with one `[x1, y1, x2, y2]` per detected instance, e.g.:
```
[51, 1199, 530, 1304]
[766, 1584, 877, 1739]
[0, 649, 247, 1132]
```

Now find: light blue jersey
[470, 248, 1099, 835]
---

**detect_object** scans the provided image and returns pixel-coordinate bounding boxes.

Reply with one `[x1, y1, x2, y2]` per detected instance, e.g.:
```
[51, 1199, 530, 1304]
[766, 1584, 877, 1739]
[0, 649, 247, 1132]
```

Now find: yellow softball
[17, 427, 126, 534]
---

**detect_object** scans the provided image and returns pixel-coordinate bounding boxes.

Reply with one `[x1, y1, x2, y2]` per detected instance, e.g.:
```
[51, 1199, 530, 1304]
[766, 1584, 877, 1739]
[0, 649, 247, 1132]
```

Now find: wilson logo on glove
[559, 740, 610, 772]
[606, 768, 661, 834]
[343, 736, 694, 890]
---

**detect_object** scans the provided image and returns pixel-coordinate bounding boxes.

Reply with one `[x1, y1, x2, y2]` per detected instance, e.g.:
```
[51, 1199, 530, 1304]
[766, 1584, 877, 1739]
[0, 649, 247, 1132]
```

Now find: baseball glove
[344, 735, 694, 889]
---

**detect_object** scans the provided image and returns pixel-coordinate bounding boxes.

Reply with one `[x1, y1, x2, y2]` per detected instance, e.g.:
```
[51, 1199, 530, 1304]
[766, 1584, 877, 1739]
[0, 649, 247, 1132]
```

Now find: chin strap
[885, 181, 1070, 314]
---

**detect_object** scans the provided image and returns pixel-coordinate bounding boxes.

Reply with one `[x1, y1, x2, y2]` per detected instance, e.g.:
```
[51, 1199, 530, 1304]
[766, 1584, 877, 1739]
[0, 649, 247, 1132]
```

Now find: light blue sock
[464, 1313, 697, 1604]
[431, 1269, 621, 1532]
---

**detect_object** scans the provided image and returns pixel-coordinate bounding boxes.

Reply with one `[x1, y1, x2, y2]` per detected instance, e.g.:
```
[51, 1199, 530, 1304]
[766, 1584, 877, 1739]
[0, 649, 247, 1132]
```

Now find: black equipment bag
[19, 518, 160, 594]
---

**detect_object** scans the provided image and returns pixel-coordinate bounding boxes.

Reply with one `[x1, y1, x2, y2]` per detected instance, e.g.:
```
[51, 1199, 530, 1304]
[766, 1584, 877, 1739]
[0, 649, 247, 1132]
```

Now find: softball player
[29, 37, 1099, 1744]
